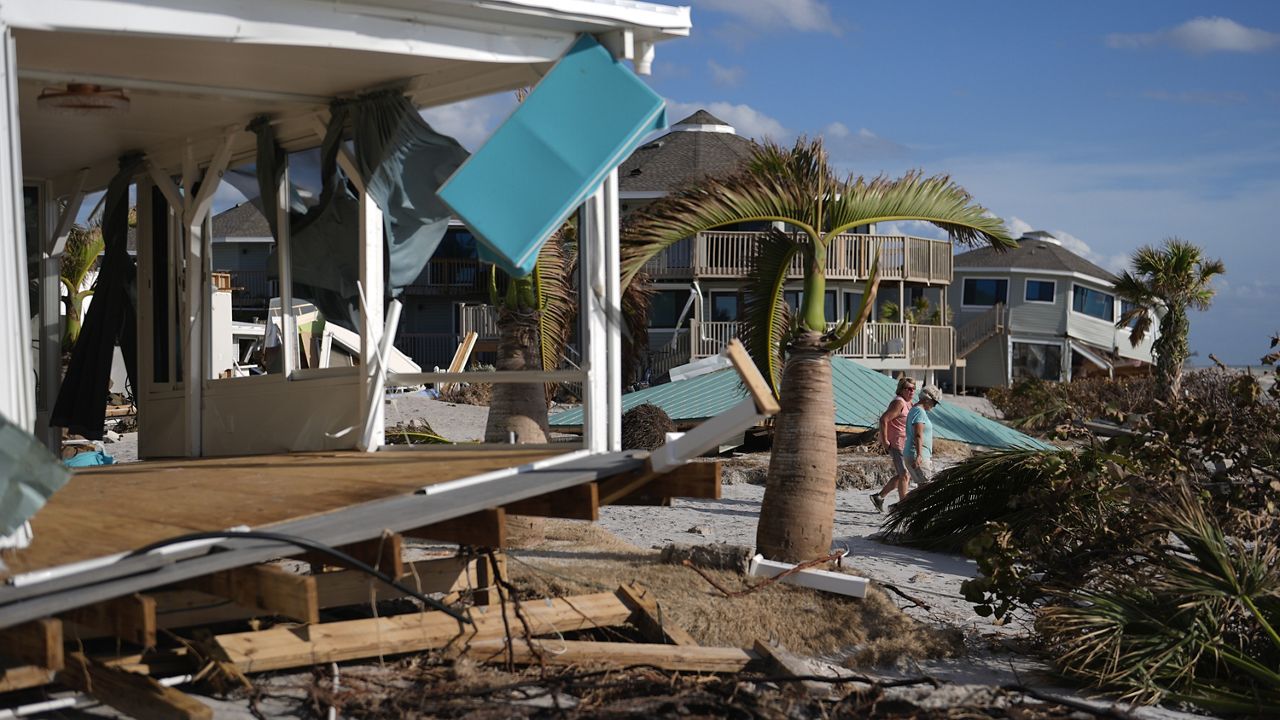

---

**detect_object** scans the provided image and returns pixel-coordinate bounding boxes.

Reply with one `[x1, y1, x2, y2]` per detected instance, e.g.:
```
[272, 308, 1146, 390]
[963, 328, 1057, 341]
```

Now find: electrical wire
[127, 530, 472, 624]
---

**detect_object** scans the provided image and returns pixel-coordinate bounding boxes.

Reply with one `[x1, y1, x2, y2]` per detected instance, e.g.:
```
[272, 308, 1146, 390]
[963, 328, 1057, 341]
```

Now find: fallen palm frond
[882, 448, 1086, 551]
[1037, 484, 1280, 715]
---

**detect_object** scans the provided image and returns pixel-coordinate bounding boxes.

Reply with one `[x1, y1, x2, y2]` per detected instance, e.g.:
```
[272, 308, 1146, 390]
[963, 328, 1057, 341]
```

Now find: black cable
[127, 530, 473, 624]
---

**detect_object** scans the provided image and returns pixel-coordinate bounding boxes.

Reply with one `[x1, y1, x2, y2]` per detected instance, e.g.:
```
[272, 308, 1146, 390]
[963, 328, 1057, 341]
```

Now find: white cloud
[1003, 216, 1034, 237]
[878, 220, 949, 241]
[824, 121, 849, 139]
[707, 59, 745, 87]
[419, 94, 518, 151]
[1107, 17, 1280, 54]
[696, 0, 840, 35]
[666, 100, 789, 140]
[1047, 229, 1130, 274]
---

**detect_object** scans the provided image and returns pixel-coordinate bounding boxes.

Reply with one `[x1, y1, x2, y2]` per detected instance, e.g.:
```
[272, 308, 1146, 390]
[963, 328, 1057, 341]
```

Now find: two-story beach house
[949, 230, 1155, 390]
[630, 111, 956, 382]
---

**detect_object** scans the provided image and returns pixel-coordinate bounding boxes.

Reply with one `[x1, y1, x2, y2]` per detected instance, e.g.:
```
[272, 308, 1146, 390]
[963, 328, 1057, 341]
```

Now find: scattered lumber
[0, 663, 57, 694]
[752, 640, 831, 696]
[616, 581, 698, 646]
[59, 652, 211, 720]
[215, 589, 634, 672]
[178, 564, 319, 624]
[0, 618, 63, 671]
[460, 639, 758, 673]
[504, 483, 599, 521]
[406, 508, 506, 547]
[61, 593, 158, 648]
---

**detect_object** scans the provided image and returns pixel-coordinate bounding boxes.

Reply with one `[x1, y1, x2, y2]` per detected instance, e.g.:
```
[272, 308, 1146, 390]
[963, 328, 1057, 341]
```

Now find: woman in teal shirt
[903, 385, 942, 485]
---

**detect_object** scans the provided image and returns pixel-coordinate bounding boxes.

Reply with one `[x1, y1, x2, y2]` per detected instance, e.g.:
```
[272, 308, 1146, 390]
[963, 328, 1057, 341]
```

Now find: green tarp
[550, 356, 1054, 451]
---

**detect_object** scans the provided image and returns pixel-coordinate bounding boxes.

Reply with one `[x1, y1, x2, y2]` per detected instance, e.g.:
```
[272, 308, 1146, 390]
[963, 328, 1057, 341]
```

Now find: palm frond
[533, 231, 576, 373]
[883, 448, 1083, 551]
[738, 228, 801, 395]
[824, 171, 1015, 249]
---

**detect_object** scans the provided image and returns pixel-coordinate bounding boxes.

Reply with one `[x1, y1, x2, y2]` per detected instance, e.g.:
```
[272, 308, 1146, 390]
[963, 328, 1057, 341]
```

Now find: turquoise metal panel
[551, 356, 1053, 451]
[438, 35, 667, 277]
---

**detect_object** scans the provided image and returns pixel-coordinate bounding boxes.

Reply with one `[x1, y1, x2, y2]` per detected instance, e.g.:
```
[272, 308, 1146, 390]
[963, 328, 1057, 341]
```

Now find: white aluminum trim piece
[748, 554, 868, 599]
[420, 449, 593, 495]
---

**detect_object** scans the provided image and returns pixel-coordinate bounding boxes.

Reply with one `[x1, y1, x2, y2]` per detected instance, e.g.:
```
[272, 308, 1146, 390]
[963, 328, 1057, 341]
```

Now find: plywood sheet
[1, 449, 557, 580]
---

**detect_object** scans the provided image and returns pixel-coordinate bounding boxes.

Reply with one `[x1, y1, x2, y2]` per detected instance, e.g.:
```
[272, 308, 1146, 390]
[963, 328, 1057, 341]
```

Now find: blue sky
[425, 1, 1279, 365]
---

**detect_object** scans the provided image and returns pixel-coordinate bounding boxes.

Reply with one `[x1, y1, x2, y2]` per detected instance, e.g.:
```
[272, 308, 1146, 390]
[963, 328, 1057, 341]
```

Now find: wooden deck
[1, 449, 558, 580]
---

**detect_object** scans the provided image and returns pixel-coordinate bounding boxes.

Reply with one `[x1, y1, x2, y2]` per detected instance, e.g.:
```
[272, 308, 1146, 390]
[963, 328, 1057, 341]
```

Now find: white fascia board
[463, 0, 692, 34]
[953, 266, 1115, 289]
[1068, 340, 1112, 370]
[1, 0, 573, 64]
[619, 190, 667, 199]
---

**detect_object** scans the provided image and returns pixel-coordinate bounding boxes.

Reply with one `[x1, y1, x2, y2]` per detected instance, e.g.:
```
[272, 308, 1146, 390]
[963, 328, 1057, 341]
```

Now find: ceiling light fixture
[37, 84, 129, 115]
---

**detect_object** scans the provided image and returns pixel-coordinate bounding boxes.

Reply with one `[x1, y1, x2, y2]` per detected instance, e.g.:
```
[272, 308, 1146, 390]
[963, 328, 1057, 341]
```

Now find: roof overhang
[5, 0, 691, 195]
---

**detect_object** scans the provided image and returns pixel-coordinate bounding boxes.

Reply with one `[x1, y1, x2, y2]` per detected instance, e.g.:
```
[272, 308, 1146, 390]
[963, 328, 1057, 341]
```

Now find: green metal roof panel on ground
[550, 357, 1053, 451]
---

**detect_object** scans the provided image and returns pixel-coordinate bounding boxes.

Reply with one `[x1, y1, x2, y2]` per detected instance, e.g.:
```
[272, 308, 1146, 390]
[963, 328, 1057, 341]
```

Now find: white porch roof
[7, 0, 691, 192]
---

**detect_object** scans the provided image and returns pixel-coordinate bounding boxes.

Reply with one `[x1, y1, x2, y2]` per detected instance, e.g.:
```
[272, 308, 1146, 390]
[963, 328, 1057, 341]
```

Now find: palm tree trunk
[755, 331, 837, 562]
[484, 305, 549, 547]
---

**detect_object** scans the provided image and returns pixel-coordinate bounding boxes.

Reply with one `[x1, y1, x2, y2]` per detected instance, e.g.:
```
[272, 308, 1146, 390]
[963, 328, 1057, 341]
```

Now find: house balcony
[690, 319, 954, 369]
[220, 269, 278, 304]
[642, 231, 953, 284]
[402, 258, 486, 296]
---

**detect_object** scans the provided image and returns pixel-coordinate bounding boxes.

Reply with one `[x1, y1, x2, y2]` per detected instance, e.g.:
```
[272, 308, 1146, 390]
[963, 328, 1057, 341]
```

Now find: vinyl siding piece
[551, 356, 1052, 450]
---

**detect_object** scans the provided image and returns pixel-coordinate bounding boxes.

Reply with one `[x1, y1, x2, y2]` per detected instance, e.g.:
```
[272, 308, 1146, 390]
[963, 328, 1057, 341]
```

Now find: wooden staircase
[956, 302, 1006, 359]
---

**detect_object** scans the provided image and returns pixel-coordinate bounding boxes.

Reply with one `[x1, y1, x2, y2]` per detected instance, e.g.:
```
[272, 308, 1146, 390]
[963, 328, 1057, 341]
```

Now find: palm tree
[1115, 238, 1225, 401]
[623, 137, 1013, 562]
[60, 225, 104, 351]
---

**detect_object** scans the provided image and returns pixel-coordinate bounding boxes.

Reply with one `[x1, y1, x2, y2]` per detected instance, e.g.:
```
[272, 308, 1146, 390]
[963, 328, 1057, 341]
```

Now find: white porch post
[602, 169, 622, 452]
[580, 184, 611, 453]
[275, 165, 297, 375]
[178, 133, 235, 456]
[358, 187, 384, 451]
[0, 25, 33, 430]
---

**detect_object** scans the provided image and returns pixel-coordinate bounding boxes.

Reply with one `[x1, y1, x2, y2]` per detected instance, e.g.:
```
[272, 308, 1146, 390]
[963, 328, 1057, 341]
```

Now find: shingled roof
[211, 202, 272, 240]
[618, 110, 756, 193]
[954, 231, 1118, 283]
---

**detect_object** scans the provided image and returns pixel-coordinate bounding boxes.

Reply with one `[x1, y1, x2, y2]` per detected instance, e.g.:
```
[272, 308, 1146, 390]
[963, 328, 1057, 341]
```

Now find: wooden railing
[457, 304, 500, 341]
[643, 231, 952, 283]
[955, 302, 1005, 358]
[220, 269, 277, 301]
[644, 330, 691, 381]
[691, 319, 954, 367]
[403, 258, 485, 295]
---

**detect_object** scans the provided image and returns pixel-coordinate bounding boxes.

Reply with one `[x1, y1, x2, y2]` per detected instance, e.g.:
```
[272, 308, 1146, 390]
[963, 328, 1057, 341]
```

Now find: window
[709, 292, 740, 322]
[649, 290, 688, 328]
[1119, 300, 1142, 330]
[844, 292, 864, 320]
[825, 290, 838, 323]
[1072, 285, 1114, 321]
[962, 278, 1008, 307]
[783, 290, 802, 314]
[1025, 279, 1055, 303]
[1012, 342, 1062, 381]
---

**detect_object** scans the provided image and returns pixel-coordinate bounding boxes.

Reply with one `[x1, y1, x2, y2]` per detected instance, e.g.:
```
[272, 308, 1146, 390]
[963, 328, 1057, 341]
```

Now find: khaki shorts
[888, 446, 907, 476]
[906, 457, 933, 486]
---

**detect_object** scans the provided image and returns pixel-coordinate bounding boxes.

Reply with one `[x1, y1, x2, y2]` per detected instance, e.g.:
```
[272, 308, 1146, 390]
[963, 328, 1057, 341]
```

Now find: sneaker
[869, 493, 885, 513]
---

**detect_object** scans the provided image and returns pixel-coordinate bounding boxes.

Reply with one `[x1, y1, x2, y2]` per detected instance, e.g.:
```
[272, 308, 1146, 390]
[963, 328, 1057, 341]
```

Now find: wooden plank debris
[179, 564, 319, 624]
[616, 582, 698, 646]
[748, 554, 869, 598]
[215, 589, 633, 673]
[439, 331, 478, 395]
[0, 618, 64, 670]
[59, 652, 212, 720]
[62, 593, 158, 648]
[611, 462, 721, 505]
[724, 339, 781, 415]
[0, 663, 57, 694]
[752, 640, 830, 696]
[473, 551, 506, 607]
[460, 639, 757, 673]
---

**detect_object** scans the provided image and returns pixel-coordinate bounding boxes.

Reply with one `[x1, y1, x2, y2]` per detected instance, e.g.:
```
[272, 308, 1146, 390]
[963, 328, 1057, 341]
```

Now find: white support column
[580, 186, 609, 454]
[275, 165, 296, 376]
[358, 188, 384, 451]
[0, 25, 33, 430]
[178, 132, 236, 456]
[39, 176, 86, 450]
[602, 169, 623, 452]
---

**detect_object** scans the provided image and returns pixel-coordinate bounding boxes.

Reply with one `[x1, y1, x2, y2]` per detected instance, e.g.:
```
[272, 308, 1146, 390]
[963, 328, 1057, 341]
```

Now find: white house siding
[211, 243, 271, 272]
[1065, 279, 1120, 349]
[1115, 324, 1156, 363]
[1006, 271, 1067, 336]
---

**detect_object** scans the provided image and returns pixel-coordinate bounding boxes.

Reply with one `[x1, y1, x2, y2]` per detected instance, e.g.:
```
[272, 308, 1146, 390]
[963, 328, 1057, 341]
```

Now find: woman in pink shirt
[870, 376, 914, 512]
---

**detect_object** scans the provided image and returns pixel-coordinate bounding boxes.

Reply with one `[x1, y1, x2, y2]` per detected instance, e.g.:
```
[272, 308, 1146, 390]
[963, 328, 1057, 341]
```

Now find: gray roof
[618, 110, 756, 192]
[954, 233, 1118, 283]
[212, 202, 272, 239]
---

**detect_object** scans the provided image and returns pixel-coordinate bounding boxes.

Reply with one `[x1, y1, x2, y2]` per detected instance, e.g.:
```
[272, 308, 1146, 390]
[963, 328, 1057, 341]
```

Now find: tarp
[0, 412, 71, 537]
[438, 34, 667, 277]
[50, 154, 142, 439]
[551, 356, 1054, 451]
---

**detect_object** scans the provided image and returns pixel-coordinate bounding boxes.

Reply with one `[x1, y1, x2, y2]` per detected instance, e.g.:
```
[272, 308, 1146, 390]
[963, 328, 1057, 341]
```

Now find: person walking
[870, 377, 915, 512]
[903, 385, 942, 489]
